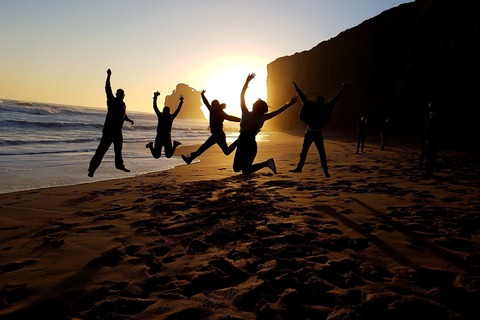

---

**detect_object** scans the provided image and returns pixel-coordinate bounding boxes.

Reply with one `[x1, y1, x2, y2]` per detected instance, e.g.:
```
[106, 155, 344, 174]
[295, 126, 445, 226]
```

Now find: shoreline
[2, 129, 475, 196]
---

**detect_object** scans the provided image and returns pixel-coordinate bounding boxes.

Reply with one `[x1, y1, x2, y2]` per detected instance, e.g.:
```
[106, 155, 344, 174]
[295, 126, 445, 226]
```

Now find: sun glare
[198, 61, 268, 119]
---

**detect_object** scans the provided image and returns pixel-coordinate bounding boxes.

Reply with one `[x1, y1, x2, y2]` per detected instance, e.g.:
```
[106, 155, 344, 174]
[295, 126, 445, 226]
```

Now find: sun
[200, 64, 267, 119]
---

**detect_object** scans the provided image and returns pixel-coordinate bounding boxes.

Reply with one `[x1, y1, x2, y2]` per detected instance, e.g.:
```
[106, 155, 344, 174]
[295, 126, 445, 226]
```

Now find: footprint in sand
[0, 259, 36, 273]
[0, 284, 26, 305]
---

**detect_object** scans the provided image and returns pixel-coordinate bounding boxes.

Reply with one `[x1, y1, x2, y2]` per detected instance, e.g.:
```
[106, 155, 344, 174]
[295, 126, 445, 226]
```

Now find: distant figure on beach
[380, 118, 390, 150]
[233, 73, 298, 174]
[422, 102, 439, 178]
[355, 117, 368, 154]
[88, 69, 134, 177]
[290, 82, 345, 177]
[146, 91, 184, 159]
[181, 90, 240, 164]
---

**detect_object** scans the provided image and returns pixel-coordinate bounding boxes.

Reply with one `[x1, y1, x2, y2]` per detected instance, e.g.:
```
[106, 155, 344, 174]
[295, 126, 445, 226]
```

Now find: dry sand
[0, 132, 479, 320]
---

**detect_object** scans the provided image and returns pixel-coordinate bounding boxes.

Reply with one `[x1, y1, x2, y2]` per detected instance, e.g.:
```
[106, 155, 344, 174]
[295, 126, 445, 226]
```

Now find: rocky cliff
[265, 0, 480, 145]
[164, 83, 206, 120]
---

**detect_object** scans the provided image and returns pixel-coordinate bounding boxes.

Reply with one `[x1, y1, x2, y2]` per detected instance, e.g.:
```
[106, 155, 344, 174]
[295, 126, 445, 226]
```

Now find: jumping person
[355, 116, 368, 153]
[88, 69, 134, 177]
[290, 82, 345, 177]
[181, 90, 240, 164]
[146, 91, 184, 159]
[233, 73, 298, 174]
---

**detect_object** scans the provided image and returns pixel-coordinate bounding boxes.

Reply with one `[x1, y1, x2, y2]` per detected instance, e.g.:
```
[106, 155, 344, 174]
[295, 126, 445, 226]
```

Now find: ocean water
[0, 99, 253, 194]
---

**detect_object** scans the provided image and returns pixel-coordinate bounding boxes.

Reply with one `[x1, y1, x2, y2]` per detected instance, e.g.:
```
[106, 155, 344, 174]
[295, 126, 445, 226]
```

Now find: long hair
[252, 99, 268, 114]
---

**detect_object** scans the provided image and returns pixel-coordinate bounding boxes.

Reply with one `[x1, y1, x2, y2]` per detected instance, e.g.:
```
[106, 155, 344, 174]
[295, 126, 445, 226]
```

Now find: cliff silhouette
[164, 83, 206, 120]
[265, 0, 480, 146]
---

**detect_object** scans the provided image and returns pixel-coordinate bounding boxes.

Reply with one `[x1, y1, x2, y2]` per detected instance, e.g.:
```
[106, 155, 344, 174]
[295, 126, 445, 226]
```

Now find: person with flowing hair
[233, 73, 298, 174]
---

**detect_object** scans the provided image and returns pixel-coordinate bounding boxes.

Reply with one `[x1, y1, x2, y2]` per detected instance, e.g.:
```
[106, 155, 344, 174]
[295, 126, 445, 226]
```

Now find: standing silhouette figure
[233, 73, 298, 174]
[182, 90, 240, 164]
[355, 117, 368, 153]
[380, 118, 390, 150]
[88, 69, 134, 177]
[146, 91, 184, 159]
[290, 82, 345, 177]
[423, 102, 439, 178]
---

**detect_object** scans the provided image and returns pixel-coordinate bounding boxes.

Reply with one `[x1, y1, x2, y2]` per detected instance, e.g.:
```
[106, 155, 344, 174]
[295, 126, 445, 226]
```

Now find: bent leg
[216, 132, 238, 156]
[233, 132, 257, 173]
[242, 160, 269, 174]
[225, 139, 239, 155]
[148, 135, 163, 159]
[190, 135, 216, 159]
[164, 134, 180, 158]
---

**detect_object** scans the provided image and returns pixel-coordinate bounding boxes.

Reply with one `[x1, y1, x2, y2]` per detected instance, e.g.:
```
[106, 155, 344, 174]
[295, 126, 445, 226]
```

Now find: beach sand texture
[1, 133, 479, 319]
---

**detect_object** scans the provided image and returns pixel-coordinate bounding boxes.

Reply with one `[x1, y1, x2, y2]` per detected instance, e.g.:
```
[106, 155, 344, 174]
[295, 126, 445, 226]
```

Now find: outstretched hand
[292, 81, 297, 87]
[153, 91, 160, 98]
[179, 94, 185, 102]
[246, 73, 256, 82]
[107, 69, 112, 76]
[288, 95, 299, 106]
[201, 89, 206, 95]
[129, 119, 134, 125]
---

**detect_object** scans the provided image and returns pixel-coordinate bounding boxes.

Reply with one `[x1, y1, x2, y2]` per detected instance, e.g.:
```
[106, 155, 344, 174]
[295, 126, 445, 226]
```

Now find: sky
[0, 0, 411, 116]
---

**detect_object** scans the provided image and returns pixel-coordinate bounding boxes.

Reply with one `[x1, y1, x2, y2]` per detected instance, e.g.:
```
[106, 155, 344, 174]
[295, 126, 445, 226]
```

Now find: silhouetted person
[233, 73, 298, 174]
[419, 135, 426, 169]
[182, 90, 240, 164]
[146, 91, 184, 158]
[380, 118, 390, 150]
[290, 82, 345, 177]
[88, 69, 134, 177]
[423, 102, 439, 178]
[355, 117, 368, 153]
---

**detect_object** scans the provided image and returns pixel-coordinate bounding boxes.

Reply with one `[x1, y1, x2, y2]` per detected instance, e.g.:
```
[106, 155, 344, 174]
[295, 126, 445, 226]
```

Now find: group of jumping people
[88, 69, 347, 178]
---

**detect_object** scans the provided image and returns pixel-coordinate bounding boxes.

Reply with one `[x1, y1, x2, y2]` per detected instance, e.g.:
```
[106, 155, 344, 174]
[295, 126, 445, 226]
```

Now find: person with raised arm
[88, 69, 134, 177]
[181, 90, 240, 164]
[233, 73, 298, 174]
[290, 82, 345, 177]
[146, 91, 184, 158]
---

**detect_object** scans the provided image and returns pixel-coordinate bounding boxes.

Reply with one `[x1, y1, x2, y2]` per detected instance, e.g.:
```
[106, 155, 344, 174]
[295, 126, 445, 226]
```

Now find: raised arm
[153, 91, 161, 117]
[241, 73, 255, 115]
[172, 94, 184, 118]
[105, 69, 114, 99]
[264, 96, 299, 121]
[224, 112, 241, 123]
[329, 83, 346, 108]
[200, 90, 212, 111]
[293, 82, 308, 105]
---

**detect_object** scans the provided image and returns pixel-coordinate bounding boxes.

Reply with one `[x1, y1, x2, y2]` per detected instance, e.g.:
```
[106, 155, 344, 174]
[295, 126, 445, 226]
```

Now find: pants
[356, 131, 366, 152]
[295, 130, 328, 172]
[425, 139, 438, 176]
[89, 130, 124, 173]
[233, 131, 268, 174]
[190, 131, 238, 159]
[149, 131, 177, 158]
[380, 132, 388, 150]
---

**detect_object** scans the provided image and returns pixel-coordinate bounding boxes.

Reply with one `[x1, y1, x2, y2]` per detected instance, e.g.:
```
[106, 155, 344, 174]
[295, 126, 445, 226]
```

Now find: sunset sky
[0, 0, 411, 115]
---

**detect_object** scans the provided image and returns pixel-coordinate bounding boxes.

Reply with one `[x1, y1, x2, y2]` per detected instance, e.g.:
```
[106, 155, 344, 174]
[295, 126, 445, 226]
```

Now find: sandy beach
[1, 132, 479, 320]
